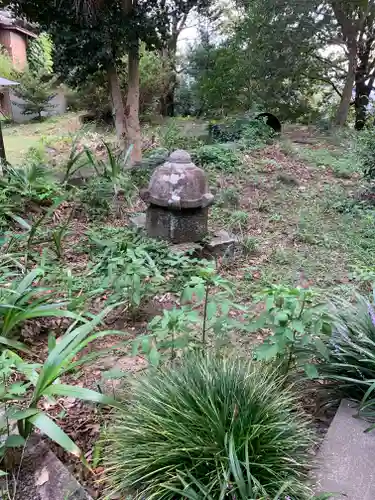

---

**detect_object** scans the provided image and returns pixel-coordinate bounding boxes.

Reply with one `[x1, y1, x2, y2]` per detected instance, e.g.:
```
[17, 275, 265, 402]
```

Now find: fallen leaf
[35, 467, 49, 486]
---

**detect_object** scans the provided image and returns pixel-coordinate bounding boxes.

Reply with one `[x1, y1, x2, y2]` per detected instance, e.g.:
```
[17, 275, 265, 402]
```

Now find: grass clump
[320, 293, 375, 411]
[103, 353, 315, 499]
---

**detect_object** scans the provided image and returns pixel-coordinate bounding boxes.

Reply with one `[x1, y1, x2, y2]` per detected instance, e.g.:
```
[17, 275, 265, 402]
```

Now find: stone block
[129, 213, 146, 231]
[203, 230, 240, 258]
[146, 205, 208, 243]
[7, 436, 92, 500]
[313, 399, 375, 500]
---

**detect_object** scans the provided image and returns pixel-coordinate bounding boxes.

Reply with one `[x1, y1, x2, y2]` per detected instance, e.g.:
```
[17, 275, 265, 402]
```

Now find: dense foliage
[103, 353, 315, 499]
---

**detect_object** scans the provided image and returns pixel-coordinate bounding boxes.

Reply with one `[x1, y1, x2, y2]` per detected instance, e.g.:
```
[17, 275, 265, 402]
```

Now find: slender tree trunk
[107, 62, 127, 140]
[0, 120, 6, 165]
[160, 85, 176, 117]
[335, 45, 357, 126]
[126, 44, 142, 163]
[122, 0, 142, 163]
[355, 35, 375, 130]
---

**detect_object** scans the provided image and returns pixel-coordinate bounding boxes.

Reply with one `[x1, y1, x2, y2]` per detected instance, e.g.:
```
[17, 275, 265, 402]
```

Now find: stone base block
[146, 205, 208, 243]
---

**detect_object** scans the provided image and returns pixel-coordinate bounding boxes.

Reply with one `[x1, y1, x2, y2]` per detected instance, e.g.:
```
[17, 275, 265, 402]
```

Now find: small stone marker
[140, 150, 214, 243]
[314, 399, 375, 500]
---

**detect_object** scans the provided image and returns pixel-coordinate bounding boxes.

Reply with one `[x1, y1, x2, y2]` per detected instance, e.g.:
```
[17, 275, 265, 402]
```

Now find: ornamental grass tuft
[102, 353, 316, 499]
[319, 292, 375, 417]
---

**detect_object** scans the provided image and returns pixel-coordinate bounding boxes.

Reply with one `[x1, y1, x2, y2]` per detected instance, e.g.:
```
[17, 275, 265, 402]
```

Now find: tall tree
[157, 0, 212, 117]
[7, 0, 166, 161]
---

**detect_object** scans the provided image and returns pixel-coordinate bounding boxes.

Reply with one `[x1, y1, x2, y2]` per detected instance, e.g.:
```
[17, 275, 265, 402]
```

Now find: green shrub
[192, 144, 240, 172]
[208, 117, 274, 148]
[357, 128, 375, 181]
[239, 119, 275, 149]
[158, 122, 203, 151]
[103, 353, 315, 499]
[250, 285, 331, 377]
[1, 163, 61, 206]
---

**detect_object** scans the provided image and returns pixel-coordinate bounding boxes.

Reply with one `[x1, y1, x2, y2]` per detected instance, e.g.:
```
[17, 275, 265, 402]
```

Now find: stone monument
[140, 150, 214, 243]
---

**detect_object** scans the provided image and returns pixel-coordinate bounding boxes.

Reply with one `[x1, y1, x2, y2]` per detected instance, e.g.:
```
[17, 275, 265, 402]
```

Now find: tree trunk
[335, 45, 357, 127]
[126, 44, 142, 163]
[160, 85, 176, 117]
[355, 35, 375, 130]
[107, 63, 127, 140]
[0, 120, 6, 165]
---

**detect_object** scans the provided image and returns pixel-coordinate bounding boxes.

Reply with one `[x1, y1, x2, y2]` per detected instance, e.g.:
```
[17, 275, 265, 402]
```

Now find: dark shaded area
[255, 113, 282, 133]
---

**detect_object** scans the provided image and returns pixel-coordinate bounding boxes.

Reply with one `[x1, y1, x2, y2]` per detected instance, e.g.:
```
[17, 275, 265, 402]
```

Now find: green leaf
[256, 342, 280, 361]
[206, 302, 217, 321]
[275, 311, 289, 325]
[7, 408, 40, 420]
[194, 284, 206, 302]
[304, 364, 319, 379]
[265, 295, 274, 311]
[181, 286, 194, 303]
[246, 314, 267, 332]
[131, 338, 141, 356]
[283, 328, 295, 341]
[221, 300, 230, 316]
[291, 319, 305, 334]
[314, 337, 330, 360]
[0, 337, 29, 353]
[4, 435, 26, 448]
[148, 347, 161, 367]
[141, 337, 150, 353]
[28, 412, 82, 459]
[43, 384, 124, 410]
[48, 334, 56, 352]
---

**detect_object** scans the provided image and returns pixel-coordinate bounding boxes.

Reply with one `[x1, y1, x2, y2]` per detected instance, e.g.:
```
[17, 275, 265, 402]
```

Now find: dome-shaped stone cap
[141, 149, 214, 209]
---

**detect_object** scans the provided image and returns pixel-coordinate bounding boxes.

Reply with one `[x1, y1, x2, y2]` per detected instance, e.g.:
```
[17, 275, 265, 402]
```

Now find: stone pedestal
[146, 205, 208, 243]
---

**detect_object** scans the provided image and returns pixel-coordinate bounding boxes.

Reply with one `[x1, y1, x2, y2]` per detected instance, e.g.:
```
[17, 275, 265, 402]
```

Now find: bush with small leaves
[102, 352, 316, 499]
[357, 128, 375, 181]
[192, 144, 240, 172]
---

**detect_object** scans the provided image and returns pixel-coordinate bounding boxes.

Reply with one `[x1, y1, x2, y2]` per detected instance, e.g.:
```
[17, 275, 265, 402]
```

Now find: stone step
[314, 399, 375, 499]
